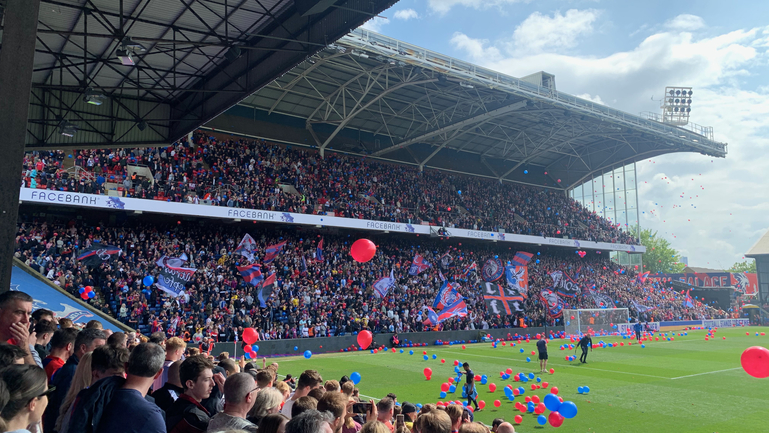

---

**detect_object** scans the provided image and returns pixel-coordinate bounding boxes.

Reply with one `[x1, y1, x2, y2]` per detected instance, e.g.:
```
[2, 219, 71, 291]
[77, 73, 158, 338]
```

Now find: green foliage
[728, 260, 756, 273]
[636, 226, 686, 273]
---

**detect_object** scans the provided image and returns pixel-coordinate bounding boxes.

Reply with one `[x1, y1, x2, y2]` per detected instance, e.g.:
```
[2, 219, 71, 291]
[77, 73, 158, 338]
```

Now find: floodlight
[121, 37, 146, 52]
[459, 81, 474, 89]
[84, 88, 105, 106]
[59, 120, 77, 137]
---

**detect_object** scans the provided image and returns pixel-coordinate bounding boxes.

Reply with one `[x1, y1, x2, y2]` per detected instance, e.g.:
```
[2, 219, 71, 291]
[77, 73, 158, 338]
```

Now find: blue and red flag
[432, 281, 462, 310]
[237, 264, 264, 286]
[301, 256, 308, 277]
[373, 269, 396, 298]
[258, 272, 277, 307]
[511, 251, 534, 267]
[637, 271, 650, 284]
[263, 241, 287, 264]
[315, 239, 324, 262]
[77, 244, 122, 267]
[409, 254, 432, 276]
[684, 289, 694, 308]
[438, 299, 468, 322]
[461, 261, 478, 278]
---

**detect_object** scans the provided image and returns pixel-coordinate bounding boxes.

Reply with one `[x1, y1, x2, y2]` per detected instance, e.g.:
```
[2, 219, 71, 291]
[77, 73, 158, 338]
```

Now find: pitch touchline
[440, 350, 671, 379]
[669, 367, 742, 380]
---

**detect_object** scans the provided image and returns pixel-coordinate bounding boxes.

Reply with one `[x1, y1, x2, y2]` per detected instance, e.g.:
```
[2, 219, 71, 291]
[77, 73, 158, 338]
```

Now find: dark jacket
[152, 382, 184, 412]
[68, 376, 125, 433]
[44, 354, 79, 433]
[166, 394, 211, 433]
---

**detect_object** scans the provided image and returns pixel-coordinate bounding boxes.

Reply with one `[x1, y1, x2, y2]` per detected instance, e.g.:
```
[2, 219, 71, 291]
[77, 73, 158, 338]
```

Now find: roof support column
[0, 0, 41, 293]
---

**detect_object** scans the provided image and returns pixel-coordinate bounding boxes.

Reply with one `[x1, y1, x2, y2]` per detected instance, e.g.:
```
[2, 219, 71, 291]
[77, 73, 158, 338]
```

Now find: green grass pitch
[265, 326, 769, 433]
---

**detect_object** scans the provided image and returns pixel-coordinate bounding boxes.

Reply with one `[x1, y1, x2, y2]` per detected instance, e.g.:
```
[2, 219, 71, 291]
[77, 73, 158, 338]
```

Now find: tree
[635, 226, 687, 274]
[728, 260, 756, 273]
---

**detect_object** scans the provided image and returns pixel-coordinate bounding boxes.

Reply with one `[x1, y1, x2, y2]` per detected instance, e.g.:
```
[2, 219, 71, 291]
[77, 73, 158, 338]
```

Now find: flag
[511, 251, 534, 267]
[438, 269, 447, 282]
[637, 271, 650, 284]
[156, 264, 197, 297]
[316, 239, 324, 262]
[549, 271, 581, 298]
[432, 281, 463, 310]
[237, 264, 264, 287]
[438, 299, 468, 322]
[539, 288, 565, 318]
[155, 254, 188, 268]
[587, 287, 614, 308]
[481, 258, 504, 282]
[263, 241, 287, 264]
[631, 300, 655, 313]
[77, 244, 122, 267]
[301, 256, 308, 277]
[258, 273, 277, 307]
[461, 261, 478, 278]
[373, 269, 396, 298]
[439, 252, 453, 270]
[422, 306, 441, 327]
[505, 265, 529, 298]
[684, 289, 694, 308]
[409, 254, 432, 276]
[235, 234, 257, 261]
[483, 282, 525, 315]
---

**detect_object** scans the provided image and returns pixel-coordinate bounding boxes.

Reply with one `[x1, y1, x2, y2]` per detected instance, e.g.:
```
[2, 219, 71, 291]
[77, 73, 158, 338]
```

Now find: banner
[505, 265, 529, 298]
[439, 252, 454, 270]
[461, 261, 478, 279]
[540, 288, 565, 318]
[587, 287, 614, 308]
[237, 264, 264, 287]
[731, 272, 758, 295]
[258, 273, 277, 307]
[511, 251, 534, 267]
[263, 241, 287, 264]
[235, 234, 257, 261]
[409, 254, 432, 276]
[77, 244, 122, 267]
[155, 254, 188, 268]
[433, 281, 463, 310]
[373, 269, 396, 298]
[631, 300, 655, 313]
[483, 282, 525, 315]
[156, 265, 197, 297]
[549, 271, 581, 298]
[481, 258, 504, 282]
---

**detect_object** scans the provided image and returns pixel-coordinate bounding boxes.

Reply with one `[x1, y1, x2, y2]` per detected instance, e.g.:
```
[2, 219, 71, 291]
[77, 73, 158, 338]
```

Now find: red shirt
[44, 356, 66, 380]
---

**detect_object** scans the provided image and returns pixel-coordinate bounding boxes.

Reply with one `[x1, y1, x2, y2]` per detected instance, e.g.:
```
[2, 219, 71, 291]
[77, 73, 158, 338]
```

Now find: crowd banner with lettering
[540, 288, 565, 318]
[156, 265, 197, 297]
[483, 282, 525, 315]
[649, 272, 757, 295]
[549, 271, 581, 299]
[19, 188, 645, 253]
[77, 244, 122, 267]
[482, 259, 504, 282]
[617, 322, 661, 334]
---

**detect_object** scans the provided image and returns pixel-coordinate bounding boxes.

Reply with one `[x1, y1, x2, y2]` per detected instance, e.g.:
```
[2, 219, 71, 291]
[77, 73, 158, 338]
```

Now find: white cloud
[427, 0, 531, 15]
[510, 9, 600, 54]
[665, 14, 706, 31]
[360, 16, 388, 33]
[394, 8, 419, 20]
[451, 20, 769, 266]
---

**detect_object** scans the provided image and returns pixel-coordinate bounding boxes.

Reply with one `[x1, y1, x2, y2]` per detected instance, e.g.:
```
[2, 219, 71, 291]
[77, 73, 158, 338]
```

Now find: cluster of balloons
[79, 286, 95, 300]
[243, 344, 259, 359]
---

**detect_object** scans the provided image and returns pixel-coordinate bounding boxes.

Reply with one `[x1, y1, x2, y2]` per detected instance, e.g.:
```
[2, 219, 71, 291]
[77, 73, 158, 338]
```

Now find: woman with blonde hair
[247, 387, 284, 425]
[55, 351, 93, 433]
[0, 365, 52, 433]
[360, 421, 391, 433]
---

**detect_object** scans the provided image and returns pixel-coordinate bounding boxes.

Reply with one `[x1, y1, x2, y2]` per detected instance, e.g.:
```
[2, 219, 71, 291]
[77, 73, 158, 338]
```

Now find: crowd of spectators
[21, 131, 637, 245]
[14, 212, 728, 346]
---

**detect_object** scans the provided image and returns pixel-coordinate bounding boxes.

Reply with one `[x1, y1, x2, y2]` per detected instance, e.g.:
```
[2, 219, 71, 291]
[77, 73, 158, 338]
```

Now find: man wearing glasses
[207, 373, 260, 432]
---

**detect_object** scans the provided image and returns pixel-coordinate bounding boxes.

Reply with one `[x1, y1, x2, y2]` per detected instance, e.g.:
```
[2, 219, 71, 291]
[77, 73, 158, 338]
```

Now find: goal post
[563, 308, 629, 336]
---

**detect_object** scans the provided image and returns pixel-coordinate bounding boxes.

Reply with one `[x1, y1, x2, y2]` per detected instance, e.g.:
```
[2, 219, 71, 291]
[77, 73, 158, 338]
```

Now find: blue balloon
[87, 291, 95, 298]
[537, 415, 547, 425]
[518, 387, 525, 395]
[143, 276, 154, 286]
[449, 385, 456, 393]
[524, 170, 528, 174]
[440, 391, 447, 398]
[455, 366, 461, 373]
[304, 350, 312, 359]
[526, 357, 531, 362]
[350, 372, 362, 385]
[583, 386, 590, 394]
[577, 386, 584, 394]
[520, 348, 524, 353]
[528, 373, 535, 379]
[527, 402, 535, 413]
[559, 401, 578, 419]
[294, 346, 298, 351]
[400, 349, 404, 353]
[481, 377, 487, 385]
[416, 404, 423, 409]
[79, 287, 86, 294]
[424, 355, 428, 360]
[252, 345, 259, 352]
[544, 393, 561, 411]
[432, 354, 437, 359]
[536, 377, 541, 383]
[409, 350, 414, 355]
[504, 387, 512, 396]
[244, 351, 252, 359]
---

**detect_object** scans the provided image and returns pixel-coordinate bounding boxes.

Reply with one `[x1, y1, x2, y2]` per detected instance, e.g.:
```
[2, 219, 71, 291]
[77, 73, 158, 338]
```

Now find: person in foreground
[167, 355, 216, 433]
[95, 342, 166, 433]
[207, 372, 259, 432]
[0, 364, 53, 433]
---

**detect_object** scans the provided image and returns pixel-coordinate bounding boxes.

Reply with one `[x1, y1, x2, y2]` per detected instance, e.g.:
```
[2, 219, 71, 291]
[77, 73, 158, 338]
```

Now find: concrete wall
[210, 326, 562, 357]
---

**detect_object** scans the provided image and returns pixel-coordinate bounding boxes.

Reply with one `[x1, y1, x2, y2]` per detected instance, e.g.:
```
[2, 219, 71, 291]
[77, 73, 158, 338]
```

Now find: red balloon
[551, 387, 559, 395]
[531, 395, 540, 404]
[479, 400, 486, 409]
[514, 415, 523, 424]
[242, 328, 259, 345]
[357, 330, 373, 349]
[441, 359, 446, 363]
[424, 368, 433, 378]
[741, 346, 769, 378]
[454, 360, 459, 366]
[441, 383, 450, 392]
[448, 377, 455, 384]
[494, 400, 501, 408]
[474, 375, 481, 381]
[350, 239, 377, 262]
[505, 368, 513, 374]
[549, 411, 564, 427]
[535, 403, 546, 414]
[488, 383, 497, 392]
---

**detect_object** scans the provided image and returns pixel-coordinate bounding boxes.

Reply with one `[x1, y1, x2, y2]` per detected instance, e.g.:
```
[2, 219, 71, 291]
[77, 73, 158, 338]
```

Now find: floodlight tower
[661, 86, 693, 126]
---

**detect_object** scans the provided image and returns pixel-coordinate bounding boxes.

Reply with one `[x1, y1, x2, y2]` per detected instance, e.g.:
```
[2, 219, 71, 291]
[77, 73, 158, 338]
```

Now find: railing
[639, 112, 714, 141]
[341, 29, 727, 156]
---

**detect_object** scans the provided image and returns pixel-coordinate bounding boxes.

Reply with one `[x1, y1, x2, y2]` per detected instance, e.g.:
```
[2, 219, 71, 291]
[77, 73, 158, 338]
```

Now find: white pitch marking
[670, 367, 742, 380]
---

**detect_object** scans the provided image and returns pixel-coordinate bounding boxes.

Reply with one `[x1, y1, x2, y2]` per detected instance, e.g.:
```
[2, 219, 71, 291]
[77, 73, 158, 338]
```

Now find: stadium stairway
[10, 258, 132, 332]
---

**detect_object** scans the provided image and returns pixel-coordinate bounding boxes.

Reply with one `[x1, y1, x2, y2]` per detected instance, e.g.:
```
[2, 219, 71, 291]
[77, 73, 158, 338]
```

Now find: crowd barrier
[208, 327, 562, 358]
[617, 319, 749, 333]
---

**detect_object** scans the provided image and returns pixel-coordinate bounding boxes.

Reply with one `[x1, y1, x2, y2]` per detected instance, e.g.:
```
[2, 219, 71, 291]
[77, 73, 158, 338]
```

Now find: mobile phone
[352, 402, 371, 414]
[396, 414, 405, 428]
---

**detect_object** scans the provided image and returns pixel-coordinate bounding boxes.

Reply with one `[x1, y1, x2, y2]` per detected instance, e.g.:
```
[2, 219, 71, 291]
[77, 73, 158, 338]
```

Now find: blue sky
[360, 0, 769, 269]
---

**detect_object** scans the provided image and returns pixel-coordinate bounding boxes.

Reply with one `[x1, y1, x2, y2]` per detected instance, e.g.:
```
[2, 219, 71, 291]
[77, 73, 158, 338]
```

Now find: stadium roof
[746, 229, 769, 258]
[22, 0, 398, 150]
[208, 28, 728, 190]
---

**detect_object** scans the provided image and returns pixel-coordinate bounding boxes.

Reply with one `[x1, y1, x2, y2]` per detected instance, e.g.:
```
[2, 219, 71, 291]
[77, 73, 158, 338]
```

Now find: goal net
[563, 308, 629, 336]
